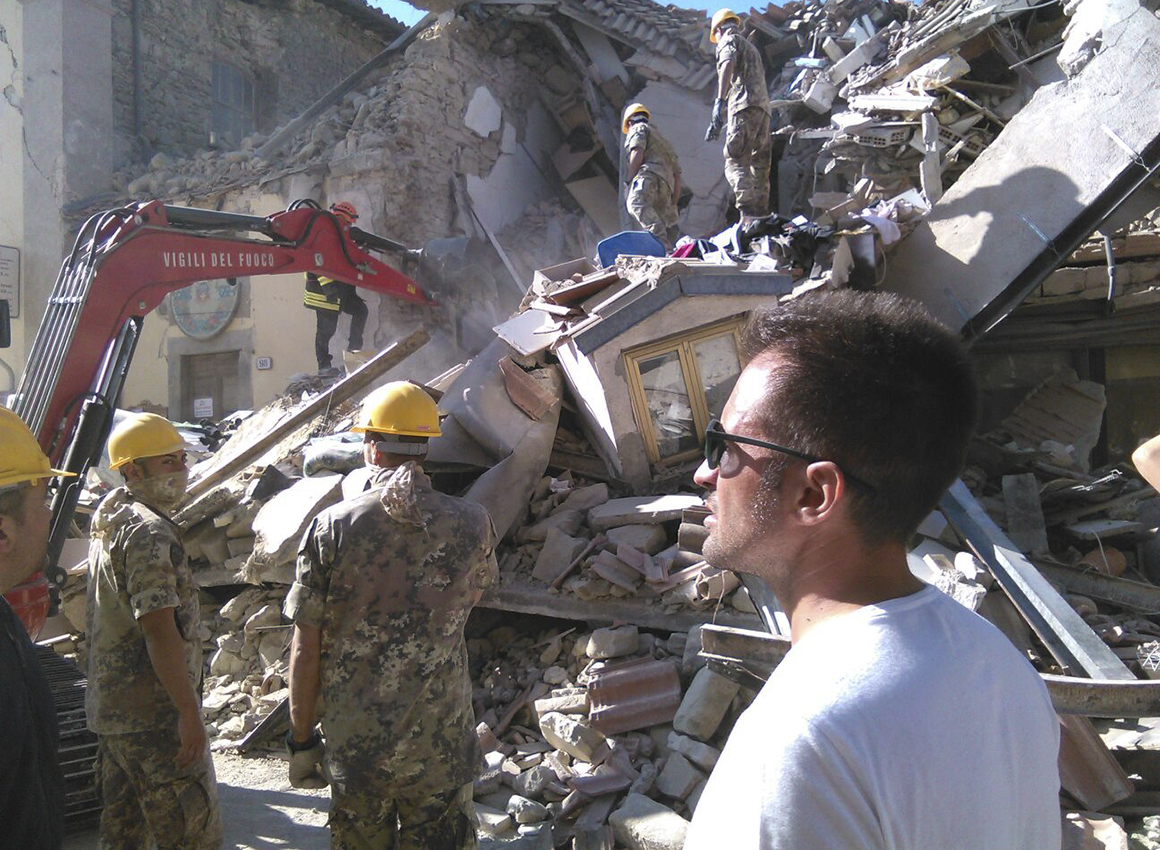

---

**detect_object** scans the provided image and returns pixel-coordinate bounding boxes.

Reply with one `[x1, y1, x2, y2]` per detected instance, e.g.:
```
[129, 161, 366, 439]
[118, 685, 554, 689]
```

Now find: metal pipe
[163, 205, 272, 234]
[1101, 230, 1117, 312]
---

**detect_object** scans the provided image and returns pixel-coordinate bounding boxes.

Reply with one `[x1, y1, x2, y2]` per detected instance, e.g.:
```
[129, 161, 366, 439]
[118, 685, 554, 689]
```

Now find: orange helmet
[330, 201, 359, 224]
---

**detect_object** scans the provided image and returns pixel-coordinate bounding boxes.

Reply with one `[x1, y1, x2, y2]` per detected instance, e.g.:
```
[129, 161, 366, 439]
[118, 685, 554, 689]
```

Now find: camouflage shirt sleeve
[284, 515, 333, 628]
[473, 514, 500, 593]
[625, 124, 649, 155]
[717, 33, 739, 68]
[121, 520, 183, 619]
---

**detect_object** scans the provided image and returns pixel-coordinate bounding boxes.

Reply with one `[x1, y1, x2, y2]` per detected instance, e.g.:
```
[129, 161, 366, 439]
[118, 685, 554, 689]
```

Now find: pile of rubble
[753, 0, 1069, 217]
[502, 481, 751, 615]
[464, 617, 739, 848]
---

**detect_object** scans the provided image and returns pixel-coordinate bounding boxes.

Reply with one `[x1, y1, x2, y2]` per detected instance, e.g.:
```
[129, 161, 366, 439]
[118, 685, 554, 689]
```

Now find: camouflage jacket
[625, 123, 682, 191]
[85, 488, 202, 734]
[284, 461, 498, 798]
[717, 30, 770, 116]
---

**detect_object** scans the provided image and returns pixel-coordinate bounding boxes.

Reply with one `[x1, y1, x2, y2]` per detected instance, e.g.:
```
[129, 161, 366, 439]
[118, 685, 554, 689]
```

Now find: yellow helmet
[0, 407, 74, 490]
[622, 102, 651, 135]
[351, 381, 441, 438]
[710, 8, 741, 42]
[108, 413, 186, 471]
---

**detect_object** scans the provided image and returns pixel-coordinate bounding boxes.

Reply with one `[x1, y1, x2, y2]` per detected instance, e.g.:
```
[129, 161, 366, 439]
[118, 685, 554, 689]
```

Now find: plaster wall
[589, 294, 765, 490]
[19, 0, 114, 379]
[0, 0, 24, 389]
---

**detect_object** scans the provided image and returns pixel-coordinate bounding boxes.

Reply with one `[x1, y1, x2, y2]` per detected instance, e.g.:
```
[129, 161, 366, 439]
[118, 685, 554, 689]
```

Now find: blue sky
[367, 1, 715, 25]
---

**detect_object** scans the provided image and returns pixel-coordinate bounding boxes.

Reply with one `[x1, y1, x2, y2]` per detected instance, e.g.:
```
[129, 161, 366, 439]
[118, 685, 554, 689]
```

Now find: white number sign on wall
[0, 246, 19, 318]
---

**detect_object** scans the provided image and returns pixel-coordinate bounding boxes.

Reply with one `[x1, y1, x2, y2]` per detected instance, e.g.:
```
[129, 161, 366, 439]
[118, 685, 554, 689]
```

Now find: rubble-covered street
[4, 0, 1160, 845]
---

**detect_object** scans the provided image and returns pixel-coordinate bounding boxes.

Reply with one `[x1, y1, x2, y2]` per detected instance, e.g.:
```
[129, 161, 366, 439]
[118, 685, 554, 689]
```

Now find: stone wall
[109, 0, 388, 166]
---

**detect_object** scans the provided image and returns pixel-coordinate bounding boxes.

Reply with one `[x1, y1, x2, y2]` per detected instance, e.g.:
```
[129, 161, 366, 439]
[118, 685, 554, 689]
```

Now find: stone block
[673, 667, 739, 741]
[531, 529, 588, 584]
[610, 793, 689, 850]
[588, 495, 702, 532]
[521, 510, 583, 543]
[586, 625, 639, 659]
[533, 692, 588, 718]
[513, 764, 554, 799]
[655, 752, 704, 801]
[506, 794, 549, 824]
[243, 604, 281, 633]
[667, 732, 721, 771]
[557, 483, 610, 514]
[1041, 267, 1089, 297]
[605, 524, 669, 555]
[474, 803, 513, 837]
[539, 712, 605, 762]
[208, 647, 245, 677]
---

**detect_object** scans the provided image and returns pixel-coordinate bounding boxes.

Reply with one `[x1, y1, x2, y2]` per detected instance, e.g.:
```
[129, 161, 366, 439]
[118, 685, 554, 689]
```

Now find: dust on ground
[64, 751, 331, 850]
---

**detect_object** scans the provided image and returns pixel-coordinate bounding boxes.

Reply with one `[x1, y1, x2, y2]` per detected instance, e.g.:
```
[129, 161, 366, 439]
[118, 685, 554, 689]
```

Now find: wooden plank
[186, 328, 430, 500]
[939, 481, 1135, 680]
[1036, 561, 1160, 614]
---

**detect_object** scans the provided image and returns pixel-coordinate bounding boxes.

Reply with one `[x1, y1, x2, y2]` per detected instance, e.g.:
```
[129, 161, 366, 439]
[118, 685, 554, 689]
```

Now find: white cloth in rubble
[685, 585, 1060, 850]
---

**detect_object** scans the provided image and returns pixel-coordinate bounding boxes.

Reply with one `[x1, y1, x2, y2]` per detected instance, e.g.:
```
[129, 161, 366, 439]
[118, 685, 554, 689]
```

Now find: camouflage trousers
[626, 171, 679, 249]
[95, 728, 222, 850]
[330, 782, 477, 850]
[724, 106, 772, 217]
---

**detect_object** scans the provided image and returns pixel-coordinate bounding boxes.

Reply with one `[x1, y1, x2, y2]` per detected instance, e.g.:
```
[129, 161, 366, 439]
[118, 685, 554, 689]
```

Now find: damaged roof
[311, 0, 407, 40]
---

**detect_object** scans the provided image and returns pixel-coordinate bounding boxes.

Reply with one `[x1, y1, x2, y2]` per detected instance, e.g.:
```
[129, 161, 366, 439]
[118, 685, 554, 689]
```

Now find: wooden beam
[186, 328, 430, 500]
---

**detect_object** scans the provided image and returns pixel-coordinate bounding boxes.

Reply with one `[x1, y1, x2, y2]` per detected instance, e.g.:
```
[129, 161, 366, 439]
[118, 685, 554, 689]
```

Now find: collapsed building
[11, 0, 1160, 844]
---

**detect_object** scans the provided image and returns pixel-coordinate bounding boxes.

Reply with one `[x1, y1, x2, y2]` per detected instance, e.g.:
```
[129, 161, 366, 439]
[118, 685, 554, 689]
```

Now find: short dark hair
[0, 483, 29, 522]
[741, 289, 978, 544]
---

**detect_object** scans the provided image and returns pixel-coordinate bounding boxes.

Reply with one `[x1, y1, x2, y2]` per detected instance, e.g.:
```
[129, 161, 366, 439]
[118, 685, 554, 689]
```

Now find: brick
[539, 712, 605, 762]
[673, 667, 739, 741]
[586, 625, 639, 660]
[531, 529, 587, 584]
[666, 732, 721, 771]
[610, 793, 689, 850]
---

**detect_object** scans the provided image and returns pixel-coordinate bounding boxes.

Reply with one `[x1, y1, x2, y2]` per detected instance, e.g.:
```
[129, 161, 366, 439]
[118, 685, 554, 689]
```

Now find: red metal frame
[34, 201, 434, 461]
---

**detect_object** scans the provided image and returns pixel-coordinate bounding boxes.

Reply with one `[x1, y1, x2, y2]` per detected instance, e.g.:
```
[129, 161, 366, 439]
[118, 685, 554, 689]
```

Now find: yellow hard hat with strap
[351, 381, 441, 438]
[107, 413, 186, 470]
[710, 8, 741, 42]
[622, 103, 651, 135]
[0, 407, 74, 490]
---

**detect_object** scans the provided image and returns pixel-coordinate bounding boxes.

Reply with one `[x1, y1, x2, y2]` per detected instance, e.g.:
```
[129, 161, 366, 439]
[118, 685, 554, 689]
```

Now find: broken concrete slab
[588, 495, 703, 531]
[247, 474, 342, 572]
[521, 509, 584, 542]
[465, 85, 502, 137]
[673, 667, 740, 741]
[610, 793, 689, 850]
[882, 7, 1160, 336]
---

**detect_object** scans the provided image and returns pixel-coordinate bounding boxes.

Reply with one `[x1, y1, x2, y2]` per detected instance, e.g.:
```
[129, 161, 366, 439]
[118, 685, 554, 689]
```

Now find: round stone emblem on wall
[170, 278, 240, 340]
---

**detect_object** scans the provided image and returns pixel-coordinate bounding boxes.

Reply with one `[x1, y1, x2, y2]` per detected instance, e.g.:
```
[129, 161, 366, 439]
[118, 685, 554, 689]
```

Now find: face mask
[129, 469, 190, 513]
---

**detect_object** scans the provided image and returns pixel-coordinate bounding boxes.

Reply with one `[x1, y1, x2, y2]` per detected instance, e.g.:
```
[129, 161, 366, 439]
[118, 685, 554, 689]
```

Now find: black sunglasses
[703, 418, 877, 494]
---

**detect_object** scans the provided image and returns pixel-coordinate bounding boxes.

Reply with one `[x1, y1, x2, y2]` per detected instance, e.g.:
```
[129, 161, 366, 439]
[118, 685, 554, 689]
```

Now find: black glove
[705, 98, 727, 142]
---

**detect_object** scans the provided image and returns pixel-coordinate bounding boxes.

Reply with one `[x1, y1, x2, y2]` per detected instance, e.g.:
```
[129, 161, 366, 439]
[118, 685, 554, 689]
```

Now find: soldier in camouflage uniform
[622, 102, 683, 250]
[706, 9, 772, 218]
[284, 381, 498, 850]
[86, 413, 222, 850]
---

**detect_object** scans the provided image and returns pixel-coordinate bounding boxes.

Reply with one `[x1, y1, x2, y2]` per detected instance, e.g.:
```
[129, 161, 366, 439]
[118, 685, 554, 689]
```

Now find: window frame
[210, 60, 256, 148]
[623, 316, 746, 467]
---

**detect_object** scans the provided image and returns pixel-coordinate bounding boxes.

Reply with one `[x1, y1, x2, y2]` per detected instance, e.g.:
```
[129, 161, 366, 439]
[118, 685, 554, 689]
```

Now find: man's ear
[796, 462, 846, 526]
[121, 461, 143, 484]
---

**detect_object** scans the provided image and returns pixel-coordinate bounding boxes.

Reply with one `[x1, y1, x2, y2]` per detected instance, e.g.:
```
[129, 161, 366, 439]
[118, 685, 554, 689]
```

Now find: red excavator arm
[8, 199, 437, 607]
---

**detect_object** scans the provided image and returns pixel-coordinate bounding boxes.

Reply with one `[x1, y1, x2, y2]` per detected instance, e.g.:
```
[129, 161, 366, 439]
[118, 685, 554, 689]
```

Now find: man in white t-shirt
[686, 290, 1060, 850]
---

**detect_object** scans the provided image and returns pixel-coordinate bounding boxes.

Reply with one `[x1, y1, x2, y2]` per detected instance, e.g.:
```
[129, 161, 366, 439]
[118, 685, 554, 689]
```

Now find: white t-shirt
[686, 585, 1061, 850]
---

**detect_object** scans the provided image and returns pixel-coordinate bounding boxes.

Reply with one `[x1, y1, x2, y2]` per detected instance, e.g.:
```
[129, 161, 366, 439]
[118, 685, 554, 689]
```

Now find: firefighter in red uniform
[304, 201, 370, 376]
